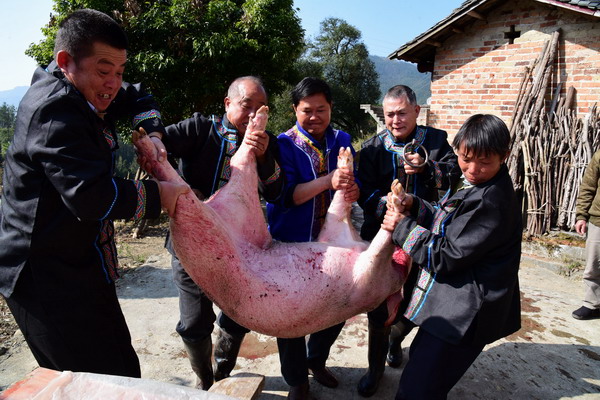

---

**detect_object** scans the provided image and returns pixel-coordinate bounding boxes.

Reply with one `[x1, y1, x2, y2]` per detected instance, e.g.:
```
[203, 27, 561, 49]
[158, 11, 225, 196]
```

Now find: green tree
[26, 0, 305, 124]
[0, 103, 17, 159]
[307, 18, 380, 139]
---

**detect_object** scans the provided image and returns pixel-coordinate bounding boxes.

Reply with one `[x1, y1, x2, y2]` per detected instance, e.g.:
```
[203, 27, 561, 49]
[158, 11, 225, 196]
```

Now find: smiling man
[0, 9, 186, 378]
[143, 76, 285, 390]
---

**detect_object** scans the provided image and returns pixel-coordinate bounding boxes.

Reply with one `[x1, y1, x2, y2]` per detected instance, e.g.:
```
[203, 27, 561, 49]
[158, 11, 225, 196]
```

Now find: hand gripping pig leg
[383, 179, 412, 326]
[204, 106, 272, 249]
[316, 147, 363, 247]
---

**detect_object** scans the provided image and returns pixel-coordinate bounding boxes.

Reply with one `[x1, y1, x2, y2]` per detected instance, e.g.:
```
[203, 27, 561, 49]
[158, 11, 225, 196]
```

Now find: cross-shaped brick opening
[504, 25, 521, 44]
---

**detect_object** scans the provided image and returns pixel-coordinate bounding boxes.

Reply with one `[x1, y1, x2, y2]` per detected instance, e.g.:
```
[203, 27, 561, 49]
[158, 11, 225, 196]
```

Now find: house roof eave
[388, 0, 600, 64]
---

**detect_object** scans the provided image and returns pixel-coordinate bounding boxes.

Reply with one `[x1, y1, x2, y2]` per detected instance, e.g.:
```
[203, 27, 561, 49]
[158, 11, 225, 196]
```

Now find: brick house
[386, 0, 600, 136]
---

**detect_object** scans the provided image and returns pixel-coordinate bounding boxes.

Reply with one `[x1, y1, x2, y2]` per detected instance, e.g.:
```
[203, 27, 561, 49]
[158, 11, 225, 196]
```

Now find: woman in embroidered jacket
[0, 10, 186, 378]
[382, 114, 522, 400]
[266, 77, 359, 400]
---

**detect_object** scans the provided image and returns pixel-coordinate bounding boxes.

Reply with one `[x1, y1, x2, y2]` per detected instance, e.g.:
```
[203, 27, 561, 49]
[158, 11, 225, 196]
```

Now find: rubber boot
[287, 380, 310, 400]
[357, 324, 391, 397]
[182, 336, 214, 390]
[213, 328, 245, 381]
[387, 322, 411, 368]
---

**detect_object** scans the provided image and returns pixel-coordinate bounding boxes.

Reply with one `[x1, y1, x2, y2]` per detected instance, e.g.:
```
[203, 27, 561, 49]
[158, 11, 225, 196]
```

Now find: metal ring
[400, 139, 429, 168]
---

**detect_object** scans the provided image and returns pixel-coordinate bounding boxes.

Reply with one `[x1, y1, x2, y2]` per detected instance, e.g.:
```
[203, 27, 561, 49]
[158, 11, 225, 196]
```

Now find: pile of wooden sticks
[506, 30, 600, 235]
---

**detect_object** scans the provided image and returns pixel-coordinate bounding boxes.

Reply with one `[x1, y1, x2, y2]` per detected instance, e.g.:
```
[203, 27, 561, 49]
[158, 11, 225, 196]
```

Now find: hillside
[370, 55, 431, 105]
[0, 86, 28, 108]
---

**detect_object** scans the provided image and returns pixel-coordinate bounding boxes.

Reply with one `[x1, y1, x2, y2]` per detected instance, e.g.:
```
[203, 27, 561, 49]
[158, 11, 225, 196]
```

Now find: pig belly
[134, 128, 408, 338]
[176, 228, 397, 337]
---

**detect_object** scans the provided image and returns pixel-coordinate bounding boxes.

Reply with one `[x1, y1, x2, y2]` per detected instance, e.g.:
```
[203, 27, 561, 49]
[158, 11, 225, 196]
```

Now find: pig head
[133, 108, 410, 338]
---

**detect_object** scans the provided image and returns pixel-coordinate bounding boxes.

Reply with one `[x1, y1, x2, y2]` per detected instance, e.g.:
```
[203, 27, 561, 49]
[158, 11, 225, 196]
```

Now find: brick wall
[428, 0, 600, 136]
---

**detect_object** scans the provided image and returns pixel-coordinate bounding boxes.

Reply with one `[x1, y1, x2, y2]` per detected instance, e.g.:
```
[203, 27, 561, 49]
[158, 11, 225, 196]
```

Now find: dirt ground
[1, 219, 599, 399]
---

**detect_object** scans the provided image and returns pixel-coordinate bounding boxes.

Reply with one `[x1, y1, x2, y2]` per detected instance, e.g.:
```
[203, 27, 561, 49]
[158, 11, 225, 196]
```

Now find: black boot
[182, 337, 214, 390]
[357, 324, 391, 397]
[387, 321, 412, 368]
[287, 380, 310, 400]
[213, 328, 245, 381]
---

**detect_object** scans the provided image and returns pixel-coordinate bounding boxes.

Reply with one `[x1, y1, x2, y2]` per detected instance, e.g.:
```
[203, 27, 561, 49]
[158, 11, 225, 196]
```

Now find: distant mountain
[370, 55, 431, 105]
[0, 86, 28, 108]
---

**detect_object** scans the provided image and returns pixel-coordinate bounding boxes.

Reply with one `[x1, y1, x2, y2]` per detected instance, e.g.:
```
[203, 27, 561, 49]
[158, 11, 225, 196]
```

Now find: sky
[0, 0, 464, 92]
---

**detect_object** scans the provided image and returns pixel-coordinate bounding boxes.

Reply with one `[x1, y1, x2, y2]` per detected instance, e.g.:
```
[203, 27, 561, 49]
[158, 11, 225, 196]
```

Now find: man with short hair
[147, 76, 284, 389]
[356, 84, 461, 397]
[0, 9, 185, 377]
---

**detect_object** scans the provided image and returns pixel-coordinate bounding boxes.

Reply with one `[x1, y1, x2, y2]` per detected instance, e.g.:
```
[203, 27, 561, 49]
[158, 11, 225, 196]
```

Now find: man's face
[60, 42, 126, 113]
[457, 144, 506, 186]
[225, 81, 267, 133]
[293, 93, 332, 141]
[383, 95, 420, 141]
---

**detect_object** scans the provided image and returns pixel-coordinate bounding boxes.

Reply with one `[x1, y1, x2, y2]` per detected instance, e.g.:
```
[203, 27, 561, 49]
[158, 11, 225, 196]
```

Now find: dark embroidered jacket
[162, 112, 283, 203]
[357, 126, 460, 241]
[392, 165, 522, 347]
[0, 62, 164, 297]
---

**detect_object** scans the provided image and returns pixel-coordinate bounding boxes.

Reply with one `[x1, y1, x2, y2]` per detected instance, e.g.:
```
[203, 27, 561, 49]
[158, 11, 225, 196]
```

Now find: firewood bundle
[506, 30, 600, 235]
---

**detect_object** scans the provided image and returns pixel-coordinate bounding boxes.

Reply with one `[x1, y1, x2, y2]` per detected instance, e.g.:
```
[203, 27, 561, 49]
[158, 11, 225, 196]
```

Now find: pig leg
[383, 180, 412, 325]
[317, 147, 363, 247]
[204, 107, 272, 249]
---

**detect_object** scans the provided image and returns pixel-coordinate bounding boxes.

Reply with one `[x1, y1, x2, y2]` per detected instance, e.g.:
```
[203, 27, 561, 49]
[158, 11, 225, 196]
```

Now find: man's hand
[381, 180, 412, 232]
[157, 180, 191, 217]
[330, 168, 355, 191]
[244, 130, 269, 160]
[344, 182, 360, 203]
[137, 134, 167, 174]
[382, 205, 404, 232]
[403, 152, 425, 174]
[575, 219, 587, 235]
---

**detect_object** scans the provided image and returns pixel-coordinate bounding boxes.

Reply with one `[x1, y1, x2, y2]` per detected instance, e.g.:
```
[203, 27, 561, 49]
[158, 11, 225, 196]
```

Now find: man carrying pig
[356, 84, 461, 397]
[266, 77, 359, 400]
[144, 76, 284, 389]
[0, 9, 186, 378]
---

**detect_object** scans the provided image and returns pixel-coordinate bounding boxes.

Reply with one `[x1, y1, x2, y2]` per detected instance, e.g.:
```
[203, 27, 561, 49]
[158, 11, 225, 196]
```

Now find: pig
[133, 106, 410, 338]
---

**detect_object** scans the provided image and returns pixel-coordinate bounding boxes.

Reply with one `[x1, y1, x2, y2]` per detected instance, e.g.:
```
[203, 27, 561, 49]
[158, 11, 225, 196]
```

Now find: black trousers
[277, 321, 345, 387]
[6, 263, 141, 377]
[395, 328, 484, 400]
[171, 251, 249, 342]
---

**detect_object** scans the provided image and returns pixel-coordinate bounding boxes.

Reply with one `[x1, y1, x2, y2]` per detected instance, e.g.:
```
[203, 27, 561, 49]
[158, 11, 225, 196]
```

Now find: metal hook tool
[400, 139, 429, 168]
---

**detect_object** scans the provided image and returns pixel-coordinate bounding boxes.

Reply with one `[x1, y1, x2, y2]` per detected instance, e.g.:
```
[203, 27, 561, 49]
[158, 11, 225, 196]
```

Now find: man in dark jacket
[146, 76, 284, 389]
[0, 9, 185, 378]
[356, 85, 461, 397]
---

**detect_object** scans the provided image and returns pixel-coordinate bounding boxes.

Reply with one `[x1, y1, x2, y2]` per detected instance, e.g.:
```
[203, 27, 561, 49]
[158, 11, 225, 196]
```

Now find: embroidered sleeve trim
[133, 180, 147, 221]
[261, 162, 281, 185]
[132, 110, 162, 128]
[402, 225, 427, 254]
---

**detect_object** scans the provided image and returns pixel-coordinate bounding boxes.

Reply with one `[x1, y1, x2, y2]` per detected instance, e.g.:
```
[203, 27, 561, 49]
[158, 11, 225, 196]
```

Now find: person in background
[266, 77, 359, 400]
[145, 76, 284, 389]
[356, 84, 461, 397]
[382, 113, 521, 399]
[0, 9, 185, 378]
[572, 149, 600, 320]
